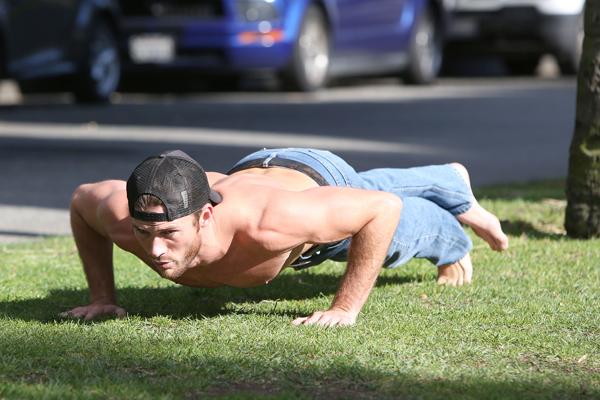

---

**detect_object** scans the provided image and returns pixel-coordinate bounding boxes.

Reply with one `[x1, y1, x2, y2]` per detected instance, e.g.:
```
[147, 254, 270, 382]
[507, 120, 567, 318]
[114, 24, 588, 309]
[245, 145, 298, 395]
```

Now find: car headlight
[235, 0, 279, 22]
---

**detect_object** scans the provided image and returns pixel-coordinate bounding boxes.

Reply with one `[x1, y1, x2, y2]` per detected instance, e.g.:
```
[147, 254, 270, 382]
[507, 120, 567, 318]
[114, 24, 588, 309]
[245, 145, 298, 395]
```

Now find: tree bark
[565, 0, 600, 238]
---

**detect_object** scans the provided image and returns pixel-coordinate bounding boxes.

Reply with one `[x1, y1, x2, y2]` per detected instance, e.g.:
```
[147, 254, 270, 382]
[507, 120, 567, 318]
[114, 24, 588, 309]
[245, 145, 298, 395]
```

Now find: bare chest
[177, 245, 304, 288]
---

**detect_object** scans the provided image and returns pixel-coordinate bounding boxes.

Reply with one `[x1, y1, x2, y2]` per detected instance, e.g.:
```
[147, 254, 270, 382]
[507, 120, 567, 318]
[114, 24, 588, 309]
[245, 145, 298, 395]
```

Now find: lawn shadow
[0, 271, 422, 323]
[474, 179, 566, 203]
[500, 219, 566, 240]
[0, 328, 595, 400]
[473, 179, 568, 240]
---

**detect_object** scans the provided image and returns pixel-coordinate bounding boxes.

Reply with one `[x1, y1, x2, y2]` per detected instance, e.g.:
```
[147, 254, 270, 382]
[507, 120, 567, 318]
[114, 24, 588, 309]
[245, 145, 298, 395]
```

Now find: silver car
[444, 0, 584, 75]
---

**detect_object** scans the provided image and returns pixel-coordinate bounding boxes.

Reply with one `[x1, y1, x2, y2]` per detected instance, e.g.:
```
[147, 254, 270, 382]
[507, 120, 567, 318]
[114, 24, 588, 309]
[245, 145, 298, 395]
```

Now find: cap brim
[209, 190, 222, 205]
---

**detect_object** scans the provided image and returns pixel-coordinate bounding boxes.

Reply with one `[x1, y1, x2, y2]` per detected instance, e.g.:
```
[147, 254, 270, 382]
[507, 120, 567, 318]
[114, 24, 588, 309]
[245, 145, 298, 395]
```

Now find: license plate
[455, 0, 501, 11]
[129, 34, 175, 64]
[450, 18, 479, 36]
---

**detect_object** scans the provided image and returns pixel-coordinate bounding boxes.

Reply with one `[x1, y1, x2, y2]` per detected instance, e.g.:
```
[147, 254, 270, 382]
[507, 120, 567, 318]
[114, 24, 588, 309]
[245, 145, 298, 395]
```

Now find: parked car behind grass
[444, 0, 584, 75]
[0, 0, 121, 102]
[120, 0, 447, 91]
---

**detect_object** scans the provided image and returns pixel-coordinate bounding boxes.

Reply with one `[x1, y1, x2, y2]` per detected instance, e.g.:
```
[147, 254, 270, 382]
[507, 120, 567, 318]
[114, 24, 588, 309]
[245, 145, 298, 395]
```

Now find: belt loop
[262, 152, 277, 167]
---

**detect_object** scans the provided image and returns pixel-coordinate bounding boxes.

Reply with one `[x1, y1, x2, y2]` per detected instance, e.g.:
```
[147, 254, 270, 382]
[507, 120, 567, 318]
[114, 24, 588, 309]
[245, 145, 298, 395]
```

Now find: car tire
[279, 5, 330, 92]
[16, 80, 42, 94]
[557, 55, 579, 76]
[73, 19, 120, 103]
[557, 26, 584, 75]
[504, 56, 540, 76]
[403, 6, 442, 85]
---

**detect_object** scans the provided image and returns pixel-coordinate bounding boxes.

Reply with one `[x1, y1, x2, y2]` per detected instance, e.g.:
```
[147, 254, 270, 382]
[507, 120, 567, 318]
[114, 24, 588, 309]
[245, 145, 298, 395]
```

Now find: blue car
[121, 0, 446, 91]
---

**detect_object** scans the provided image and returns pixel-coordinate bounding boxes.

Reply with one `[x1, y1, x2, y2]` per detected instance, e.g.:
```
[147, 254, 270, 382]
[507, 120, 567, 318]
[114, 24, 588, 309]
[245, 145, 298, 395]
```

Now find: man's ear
[199, 204, 213, 227]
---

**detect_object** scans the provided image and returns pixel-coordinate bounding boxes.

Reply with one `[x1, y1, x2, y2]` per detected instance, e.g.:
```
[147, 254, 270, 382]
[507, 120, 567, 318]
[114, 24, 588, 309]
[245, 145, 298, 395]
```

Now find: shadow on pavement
[0, 230, 56, 238]
[0, 82, 575, 212]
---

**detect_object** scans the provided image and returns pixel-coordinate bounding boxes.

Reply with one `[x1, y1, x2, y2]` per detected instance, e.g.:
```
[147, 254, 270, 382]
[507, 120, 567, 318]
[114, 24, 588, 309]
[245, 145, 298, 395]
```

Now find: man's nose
[150, 237, 167, 258]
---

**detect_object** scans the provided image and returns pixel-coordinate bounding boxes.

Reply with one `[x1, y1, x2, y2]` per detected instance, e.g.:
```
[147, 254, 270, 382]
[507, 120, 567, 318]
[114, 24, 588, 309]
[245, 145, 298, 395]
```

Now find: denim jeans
[228, 148, 473, 269]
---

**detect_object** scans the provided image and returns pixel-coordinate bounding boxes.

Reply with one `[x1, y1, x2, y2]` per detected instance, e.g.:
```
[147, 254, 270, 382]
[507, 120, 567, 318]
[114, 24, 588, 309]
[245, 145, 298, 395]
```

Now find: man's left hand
[292, 309, 357, 327]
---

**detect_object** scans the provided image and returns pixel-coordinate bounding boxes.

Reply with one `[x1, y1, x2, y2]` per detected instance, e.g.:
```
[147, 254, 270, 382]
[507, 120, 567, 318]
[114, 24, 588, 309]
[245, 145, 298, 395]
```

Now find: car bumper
[120, 18, 295, 73]
[445, 7, 581, 57]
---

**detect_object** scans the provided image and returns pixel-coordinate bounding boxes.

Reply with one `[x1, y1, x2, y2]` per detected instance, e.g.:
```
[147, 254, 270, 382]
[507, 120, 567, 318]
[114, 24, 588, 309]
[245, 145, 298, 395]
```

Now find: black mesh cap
[126, 150, 222, 222]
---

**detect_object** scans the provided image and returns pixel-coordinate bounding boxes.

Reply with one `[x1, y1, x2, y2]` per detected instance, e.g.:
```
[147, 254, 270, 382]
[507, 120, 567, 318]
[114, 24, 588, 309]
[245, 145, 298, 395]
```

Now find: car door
[6, 0, 79, 78]
[333, 0, 407, 55]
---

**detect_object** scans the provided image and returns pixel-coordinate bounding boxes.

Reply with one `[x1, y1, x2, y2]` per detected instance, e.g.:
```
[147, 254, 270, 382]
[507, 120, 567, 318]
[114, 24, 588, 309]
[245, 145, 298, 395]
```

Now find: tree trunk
[565, 0, 600, 238]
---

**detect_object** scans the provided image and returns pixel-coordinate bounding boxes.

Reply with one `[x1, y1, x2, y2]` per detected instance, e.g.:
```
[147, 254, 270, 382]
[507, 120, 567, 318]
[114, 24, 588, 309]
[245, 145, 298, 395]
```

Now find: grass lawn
[0, 180, 598, 399]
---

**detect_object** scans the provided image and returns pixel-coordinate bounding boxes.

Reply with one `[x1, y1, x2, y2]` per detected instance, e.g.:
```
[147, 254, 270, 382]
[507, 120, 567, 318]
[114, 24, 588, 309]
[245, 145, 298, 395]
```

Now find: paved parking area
[0, 76, 576, 243]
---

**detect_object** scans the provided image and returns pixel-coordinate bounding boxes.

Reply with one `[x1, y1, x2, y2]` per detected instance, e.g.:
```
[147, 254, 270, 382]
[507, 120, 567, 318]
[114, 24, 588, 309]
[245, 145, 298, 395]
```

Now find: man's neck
[193, 222, 229, 267]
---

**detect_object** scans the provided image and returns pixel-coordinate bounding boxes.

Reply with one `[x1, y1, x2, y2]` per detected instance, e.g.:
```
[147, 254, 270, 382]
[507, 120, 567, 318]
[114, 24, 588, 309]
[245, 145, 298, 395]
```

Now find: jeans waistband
[227, 158, 330, 186]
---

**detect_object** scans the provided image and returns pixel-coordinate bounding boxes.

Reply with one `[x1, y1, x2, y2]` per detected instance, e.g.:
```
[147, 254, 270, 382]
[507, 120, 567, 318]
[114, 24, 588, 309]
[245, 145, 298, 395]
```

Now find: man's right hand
[59, 303, 127, 321]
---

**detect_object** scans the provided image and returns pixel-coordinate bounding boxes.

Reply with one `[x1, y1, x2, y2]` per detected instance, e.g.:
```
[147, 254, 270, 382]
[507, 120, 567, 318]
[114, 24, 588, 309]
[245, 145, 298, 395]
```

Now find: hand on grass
[59, 303, 127, 321]
[292, 308, 357, 327]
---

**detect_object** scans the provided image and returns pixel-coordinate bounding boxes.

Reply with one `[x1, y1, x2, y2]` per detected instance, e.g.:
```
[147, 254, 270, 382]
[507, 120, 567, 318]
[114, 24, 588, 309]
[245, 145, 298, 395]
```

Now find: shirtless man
[63, 148, 508, 327]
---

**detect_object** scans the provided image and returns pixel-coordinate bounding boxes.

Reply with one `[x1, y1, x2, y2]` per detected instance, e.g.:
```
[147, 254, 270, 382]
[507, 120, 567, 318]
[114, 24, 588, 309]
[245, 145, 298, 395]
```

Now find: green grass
[1, 180, 599, 399]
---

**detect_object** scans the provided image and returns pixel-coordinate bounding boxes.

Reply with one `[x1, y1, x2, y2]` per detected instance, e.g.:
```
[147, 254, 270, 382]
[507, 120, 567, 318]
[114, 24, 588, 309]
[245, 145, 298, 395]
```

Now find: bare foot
[437, 253, 472, 286]
[459, 204, 509, 251]
[450, 163, 509, 252]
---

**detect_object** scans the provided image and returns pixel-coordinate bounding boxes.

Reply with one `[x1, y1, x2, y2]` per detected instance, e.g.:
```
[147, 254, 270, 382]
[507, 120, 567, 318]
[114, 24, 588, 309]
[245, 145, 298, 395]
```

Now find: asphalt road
[0, 77, 576, 243]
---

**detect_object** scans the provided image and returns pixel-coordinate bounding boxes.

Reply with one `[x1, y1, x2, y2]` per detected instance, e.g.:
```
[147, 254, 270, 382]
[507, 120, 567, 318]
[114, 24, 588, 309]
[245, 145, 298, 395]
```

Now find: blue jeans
[228, 148, 473, 269]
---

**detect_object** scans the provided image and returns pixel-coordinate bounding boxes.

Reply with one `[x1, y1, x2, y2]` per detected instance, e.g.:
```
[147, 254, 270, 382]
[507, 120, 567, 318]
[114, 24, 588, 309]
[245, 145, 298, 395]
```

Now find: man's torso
[105, 167, 320, 288]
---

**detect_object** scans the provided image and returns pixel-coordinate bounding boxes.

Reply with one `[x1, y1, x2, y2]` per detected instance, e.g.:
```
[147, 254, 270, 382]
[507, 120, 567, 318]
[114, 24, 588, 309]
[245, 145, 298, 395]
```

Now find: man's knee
[450, 162, 467, 175]
[449, 162, 471, 184]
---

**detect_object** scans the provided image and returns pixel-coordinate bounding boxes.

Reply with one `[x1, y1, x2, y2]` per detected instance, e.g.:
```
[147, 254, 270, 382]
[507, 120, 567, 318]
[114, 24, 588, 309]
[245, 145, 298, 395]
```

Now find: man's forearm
[70, 206, 117, 304]
[330, 198, 402, 316]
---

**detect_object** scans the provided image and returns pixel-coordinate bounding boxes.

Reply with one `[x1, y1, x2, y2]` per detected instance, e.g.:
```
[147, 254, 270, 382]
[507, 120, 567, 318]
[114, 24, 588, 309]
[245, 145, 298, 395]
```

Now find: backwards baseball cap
[126, 150, 222, 222]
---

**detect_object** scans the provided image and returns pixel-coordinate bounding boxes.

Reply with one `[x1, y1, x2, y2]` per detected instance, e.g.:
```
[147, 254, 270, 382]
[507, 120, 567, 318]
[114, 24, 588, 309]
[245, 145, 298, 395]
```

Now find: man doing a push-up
[64, 148, 508, 326]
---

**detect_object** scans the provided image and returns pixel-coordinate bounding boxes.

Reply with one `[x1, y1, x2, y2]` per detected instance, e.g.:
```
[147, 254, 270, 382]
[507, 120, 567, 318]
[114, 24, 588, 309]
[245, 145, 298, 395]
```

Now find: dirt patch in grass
[187, 382, 281, 399]
[190, 380, 383, 400]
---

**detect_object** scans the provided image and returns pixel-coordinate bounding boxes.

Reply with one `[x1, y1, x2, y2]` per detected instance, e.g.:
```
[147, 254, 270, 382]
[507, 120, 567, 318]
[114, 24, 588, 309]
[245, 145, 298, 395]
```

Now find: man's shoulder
[206, 172, 228, 187]
[95, 187, 133, 240]
[211, 178, 287, 236]
[97, 187, 128, 219]
[214, 174, 285, 203]
[72, 180, 128, 236]
[217, 174, 330, 220]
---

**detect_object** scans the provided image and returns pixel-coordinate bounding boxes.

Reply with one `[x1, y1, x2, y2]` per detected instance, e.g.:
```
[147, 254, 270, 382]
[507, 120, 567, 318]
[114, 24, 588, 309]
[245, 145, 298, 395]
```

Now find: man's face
[131, 205, 202, 280]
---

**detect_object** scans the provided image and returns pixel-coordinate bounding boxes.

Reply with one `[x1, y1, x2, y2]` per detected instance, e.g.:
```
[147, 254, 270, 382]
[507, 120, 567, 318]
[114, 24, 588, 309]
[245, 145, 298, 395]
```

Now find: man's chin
[159, 266, 185, 280]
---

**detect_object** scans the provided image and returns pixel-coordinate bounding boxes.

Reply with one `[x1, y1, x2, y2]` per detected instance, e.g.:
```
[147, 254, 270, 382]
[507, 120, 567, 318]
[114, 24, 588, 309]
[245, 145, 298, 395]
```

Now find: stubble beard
[160, 239, 202, 280]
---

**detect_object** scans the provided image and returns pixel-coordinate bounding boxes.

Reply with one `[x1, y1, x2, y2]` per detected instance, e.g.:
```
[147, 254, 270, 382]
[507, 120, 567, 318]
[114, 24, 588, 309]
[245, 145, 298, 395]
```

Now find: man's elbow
[378, 193, 403, 220]
[383, 192, 403, 211]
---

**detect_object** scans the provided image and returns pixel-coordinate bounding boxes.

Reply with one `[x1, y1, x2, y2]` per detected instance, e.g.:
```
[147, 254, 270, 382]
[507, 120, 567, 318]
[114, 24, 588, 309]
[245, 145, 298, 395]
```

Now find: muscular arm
[262, 186, 402, 326]
[61, 181, 127, 320]
[325, 199, 400, 323]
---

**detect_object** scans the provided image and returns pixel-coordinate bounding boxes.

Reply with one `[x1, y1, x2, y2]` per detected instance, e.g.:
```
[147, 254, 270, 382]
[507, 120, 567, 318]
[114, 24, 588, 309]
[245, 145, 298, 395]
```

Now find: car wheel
[16, 80, 42, 94]
[73, 19, 120, 103]
[279, 5, 330, 91]
[504, 56, 540, 76]
[403, 6, 442, 85]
